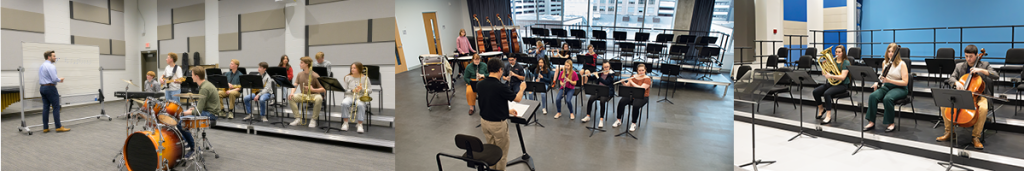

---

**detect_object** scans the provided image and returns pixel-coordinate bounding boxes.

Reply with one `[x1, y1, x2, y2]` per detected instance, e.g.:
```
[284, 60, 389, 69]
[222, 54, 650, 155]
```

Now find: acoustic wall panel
[72, 35, 111, 55]
[219, 32, 239, 51]
[308, 0, 344, 5]
[70, 1, 110, 24]
[188, 36, 206, 63]
[371, 17, 396, 42]
[112, 39, 126, 55]
[1, 8, 46, 33]
[240, 8, 285, 32]
[111, 0, 124, 12]
[172, 3, 204, 24]
[308, 20, 368, 46]
[158, 24, 173, 40]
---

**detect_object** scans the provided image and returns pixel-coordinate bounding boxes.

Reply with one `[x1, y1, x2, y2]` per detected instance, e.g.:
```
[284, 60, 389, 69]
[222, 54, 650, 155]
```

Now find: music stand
[550, 57, 570, 68]
[312, 67, 329, 78]
[863, 58, 884, 72]
[931, 88, 976, 171]
[522, 81, 548, 127]
[506, 99, 540, 171]
[239, 75, 263, 133]
[614, 86, 645, 140]
[735, 69, 779, 170]
[785, 71, 819, 142]
[318, 77, 345, 133]
[847, 65, 880, 155]
[268, 75, 294, 127]
[583, 84, 610, 137]
[206, 75, 231, 117]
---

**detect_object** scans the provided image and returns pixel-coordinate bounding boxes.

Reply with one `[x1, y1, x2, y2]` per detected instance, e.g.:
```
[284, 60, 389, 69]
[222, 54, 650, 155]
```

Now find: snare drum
[180, 116, 211, 129]
[157, 114, 178, 126]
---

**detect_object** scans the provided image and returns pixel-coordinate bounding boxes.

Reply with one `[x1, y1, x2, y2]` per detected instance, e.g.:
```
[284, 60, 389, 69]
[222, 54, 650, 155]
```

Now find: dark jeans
[586, 95, 610, 118]
[813, 84, 848, 110]
[178, 111, 216, 153]
[616, 97, 649, 124]
[40, 85, 61, 129]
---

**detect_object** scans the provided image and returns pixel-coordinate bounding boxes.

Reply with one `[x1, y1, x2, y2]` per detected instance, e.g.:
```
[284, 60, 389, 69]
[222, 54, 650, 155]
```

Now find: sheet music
[508, 101, 530, 118]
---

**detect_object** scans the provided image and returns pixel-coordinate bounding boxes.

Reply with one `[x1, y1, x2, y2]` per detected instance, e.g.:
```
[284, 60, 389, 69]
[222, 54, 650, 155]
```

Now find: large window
[511, 0, 681, 49]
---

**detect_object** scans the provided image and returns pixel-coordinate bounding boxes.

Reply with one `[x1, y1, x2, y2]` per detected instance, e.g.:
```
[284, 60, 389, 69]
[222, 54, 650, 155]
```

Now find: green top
[194, 80, 222, 114]
[838, 60, 851, 85]
[463, 62, 488, 83]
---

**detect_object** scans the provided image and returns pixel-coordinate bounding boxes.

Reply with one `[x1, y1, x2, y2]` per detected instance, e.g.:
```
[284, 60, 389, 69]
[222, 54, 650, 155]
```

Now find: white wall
[396, 0, 469, 70]
[140, 0, 157, 51]
[807, 0, 823, 50]
[755, 0, 784, 56]
[204, 0, 218, 64]
[846, 0, 857, 48]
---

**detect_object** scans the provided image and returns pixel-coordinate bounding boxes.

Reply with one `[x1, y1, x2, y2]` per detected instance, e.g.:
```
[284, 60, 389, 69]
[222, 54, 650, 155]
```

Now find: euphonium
[817, 46, 843, 85]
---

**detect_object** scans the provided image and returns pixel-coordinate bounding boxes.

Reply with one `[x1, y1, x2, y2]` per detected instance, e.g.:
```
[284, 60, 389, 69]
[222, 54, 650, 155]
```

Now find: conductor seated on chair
[937, 45, 996, 149]
[287, 56, 326, 128]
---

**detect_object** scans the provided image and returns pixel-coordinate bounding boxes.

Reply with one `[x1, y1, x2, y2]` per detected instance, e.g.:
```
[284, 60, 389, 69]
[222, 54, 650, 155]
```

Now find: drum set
[113, 92, 218, 171]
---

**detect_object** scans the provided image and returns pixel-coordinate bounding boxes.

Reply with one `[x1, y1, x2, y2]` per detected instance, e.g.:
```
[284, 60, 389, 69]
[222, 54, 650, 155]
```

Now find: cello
[473, 14, 486, 53]
[496, 14, 510, 54]
[485, 17, 501, 52]
[941, 48, 987, 128]
[507, 14, 521, 53]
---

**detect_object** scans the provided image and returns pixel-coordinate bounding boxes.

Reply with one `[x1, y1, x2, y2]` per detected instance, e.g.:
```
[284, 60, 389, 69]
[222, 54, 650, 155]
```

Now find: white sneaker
[261, 116, 268, 122]
[243, 114, 252, 120]
[612, 120, 622, 128]
[308, 121, 317, 128]
[629, 123, 637, 132]
[289, 119, 301, 126]
[554, 113, 561, 119]
[341, 122, 350, 131]
[542, 108, 548, 114]
[581, 115, 590, 123]
[598, 119, 604, 128]
[357, 123, 364, 134]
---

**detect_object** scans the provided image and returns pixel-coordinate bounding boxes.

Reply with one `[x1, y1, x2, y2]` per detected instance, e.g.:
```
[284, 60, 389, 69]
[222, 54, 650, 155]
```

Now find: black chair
[675, 35, 696, 44]
[248, 72, 259, 75]
[634, 32, 650, 42]
[893, 73, 918, 131]
[237, 67, 247, 75]
[1001, 49, 1024, 79]
[551, 28, 568, 38]
[767, 47, 788, 69]
[827, 90, 857, 124]
[900, 47, 911, 59]
[936, 48, 955, 59]
[570, 29, 587, 39]
[735, 65, 751, 81]
[925, 59, 944, 87]
[848, 47, 862, 65]
[613, 31, 627, 41]
[591, 40, 608, 55]
[617, 42, 637, 60]
[800, 47, 816, 67]
[610, 59, 624, 80]
[592, 30, 607, 40]
[654, 34, 674, 43]
[796, 55, 814, 71]
[436, 134, 503, 171]
[758, 69, 797, 114]
[206, 68, 223, 76]
[668, 45, 688, 63]
[645, 44, 665, 64]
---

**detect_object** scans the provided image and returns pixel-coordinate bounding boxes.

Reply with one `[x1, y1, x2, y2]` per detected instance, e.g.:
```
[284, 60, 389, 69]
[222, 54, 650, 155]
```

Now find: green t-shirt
[838, 60, 851, 85]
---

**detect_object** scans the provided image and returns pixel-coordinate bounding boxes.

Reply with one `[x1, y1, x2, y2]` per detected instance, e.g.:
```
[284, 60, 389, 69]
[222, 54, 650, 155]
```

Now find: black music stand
[507, 99, 539, 171]
[318, 77, 344, 133]
[786, 71, 819, 141]
[239, 75, 264, 133]
[863, 58, 884, 72]
[522, 81, 548, 127]
[847, 65, 880, 155]
[583, 84, 610, 137]
[735, 70, 779, 170]
[550, 57, 570, 68]
[614, 86, 645, 140]
[268, 75, 294, 127]
[312, 67, 329, 77]
[206, 75, 232, 118]
[931, 88, 976, 171]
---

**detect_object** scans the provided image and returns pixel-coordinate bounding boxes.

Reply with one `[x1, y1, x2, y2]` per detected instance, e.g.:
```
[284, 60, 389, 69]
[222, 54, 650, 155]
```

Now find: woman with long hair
[863, 43, 910, 132]
[342, 62, 369, 133]
[532, 57, 553, 114]
[278, 55, 293, 81]
[552, 59, 578, 120]
[813, 45, 851, 124]
[455, 29, 476, 56]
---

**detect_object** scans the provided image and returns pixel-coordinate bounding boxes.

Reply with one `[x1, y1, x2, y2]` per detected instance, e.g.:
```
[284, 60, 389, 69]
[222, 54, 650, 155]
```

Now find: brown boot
[973, 137, 984, 149]
[936, 131, 951, 142]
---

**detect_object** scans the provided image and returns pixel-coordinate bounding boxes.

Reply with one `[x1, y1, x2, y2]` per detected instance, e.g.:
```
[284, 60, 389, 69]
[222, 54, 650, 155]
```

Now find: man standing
[220, 59, 243, 118]
[476, 58, 526, 171]
[162, 53, 183, 103]
[39, 50, 68, 133]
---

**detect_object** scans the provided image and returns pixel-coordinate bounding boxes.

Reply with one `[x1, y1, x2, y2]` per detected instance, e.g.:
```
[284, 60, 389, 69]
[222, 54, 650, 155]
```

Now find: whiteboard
[22, 43, 101, 98]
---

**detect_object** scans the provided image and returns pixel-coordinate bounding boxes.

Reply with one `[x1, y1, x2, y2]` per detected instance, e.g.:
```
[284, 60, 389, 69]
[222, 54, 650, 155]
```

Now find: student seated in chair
[937, 45, 996, 149]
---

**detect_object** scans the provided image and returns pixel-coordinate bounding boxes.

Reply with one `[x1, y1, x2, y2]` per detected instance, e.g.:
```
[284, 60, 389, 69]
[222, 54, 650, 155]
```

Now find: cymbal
[174, 93, 206, 99]
[122, 79, 139, 87]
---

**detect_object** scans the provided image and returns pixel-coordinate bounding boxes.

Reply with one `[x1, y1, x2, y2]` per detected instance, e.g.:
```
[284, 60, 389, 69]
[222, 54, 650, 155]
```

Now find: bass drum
[122, 128, 183, 171]
[420, 54, 453, 92]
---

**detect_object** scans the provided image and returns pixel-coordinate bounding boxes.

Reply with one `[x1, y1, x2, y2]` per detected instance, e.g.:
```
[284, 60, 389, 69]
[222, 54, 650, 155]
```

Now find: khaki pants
[480, 118, 509, 171]
[943, 97, 988, 138]
[219, 89, 240, 110]
[289, 94, 323, 120]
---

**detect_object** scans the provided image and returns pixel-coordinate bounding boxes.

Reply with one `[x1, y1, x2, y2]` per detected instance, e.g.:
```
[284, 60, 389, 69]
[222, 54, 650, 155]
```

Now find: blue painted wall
[860, 0, 1024, 61]
[784, 0, 806, 22]
[823, 0, 846, 8]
